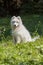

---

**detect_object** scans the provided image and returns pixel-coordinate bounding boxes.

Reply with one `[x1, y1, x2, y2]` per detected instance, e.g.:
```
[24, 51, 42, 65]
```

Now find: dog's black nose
[14, 25, 16, 26]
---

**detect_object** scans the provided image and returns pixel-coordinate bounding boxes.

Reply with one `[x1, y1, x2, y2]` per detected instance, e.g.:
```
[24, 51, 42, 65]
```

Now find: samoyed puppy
[11, 16, 39, 43]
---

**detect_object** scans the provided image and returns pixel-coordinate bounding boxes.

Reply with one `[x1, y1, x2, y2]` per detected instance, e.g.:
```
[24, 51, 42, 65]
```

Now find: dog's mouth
[14, 22, 19, 26]
[13, 24, 19, 29]
[13, 25, 16, 28]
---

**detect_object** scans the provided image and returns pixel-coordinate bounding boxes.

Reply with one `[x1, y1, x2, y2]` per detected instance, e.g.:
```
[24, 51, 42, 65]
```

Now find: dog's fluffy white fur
[11, 16, 39, 43]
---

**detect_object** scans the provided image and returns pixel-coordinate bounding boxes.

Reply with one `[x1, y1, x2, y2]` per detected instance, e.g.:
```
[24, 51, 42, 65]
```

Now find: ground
[0, 37, 43, 65]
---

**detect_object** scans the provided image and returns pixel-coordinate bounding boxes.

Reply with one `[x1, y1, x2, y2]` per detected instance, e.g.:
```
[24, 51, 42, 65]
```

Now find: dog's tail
[31, 35, 40, 42]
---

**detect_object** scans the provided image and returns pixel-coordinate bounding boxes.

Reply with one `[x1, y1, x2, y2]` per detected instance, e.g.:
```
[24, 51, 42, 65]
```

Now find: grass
[0, 37, 43, 65]
[0, 14, 43, 65]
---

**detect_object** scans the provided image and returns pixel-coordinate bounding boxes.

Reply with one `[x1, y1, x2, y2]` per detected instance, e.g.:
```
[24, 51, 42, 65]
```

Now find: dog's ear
[17, 16, 21, 19]
[11, 16, 16, 20]
[17, 16, 22, 21]
[17, 16, 22, 23]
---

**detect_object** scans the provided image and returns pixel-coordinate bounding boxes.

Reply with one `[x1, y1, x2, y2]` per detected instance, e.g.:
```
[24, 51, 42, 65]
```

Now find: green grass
[0, 14, 43, 65]
[0, 37, 43, 65]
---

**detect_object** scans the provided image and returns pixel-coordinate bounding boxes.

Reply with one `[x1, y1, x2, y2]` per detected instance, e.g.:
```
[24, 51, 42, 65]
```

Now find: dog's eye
[12, 21, 15, 23]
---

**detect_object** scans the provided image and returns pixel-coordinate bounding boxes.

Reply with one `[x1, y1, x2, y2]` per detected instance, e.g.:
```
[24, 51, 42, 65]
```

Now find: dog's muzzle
[13, 23, 18, 27]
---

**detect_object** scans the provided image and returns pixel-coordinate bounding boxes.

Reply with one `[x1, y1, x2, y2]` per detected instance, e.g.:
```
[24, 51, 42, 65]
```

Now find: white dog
[11, 16, 39, 43]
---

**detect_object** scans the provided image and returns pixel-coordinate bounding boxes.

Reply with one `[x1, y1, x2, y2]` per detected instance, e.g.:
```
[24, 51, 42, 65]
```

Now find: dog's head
[11, 16, 22, 29]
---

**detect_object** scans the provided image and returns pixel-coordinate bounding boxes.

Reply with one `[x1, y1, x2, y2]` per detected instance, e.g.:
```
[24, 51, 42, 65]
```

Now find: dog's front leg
[13, 36, 16, 44]
[16, 36, 21, 43]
